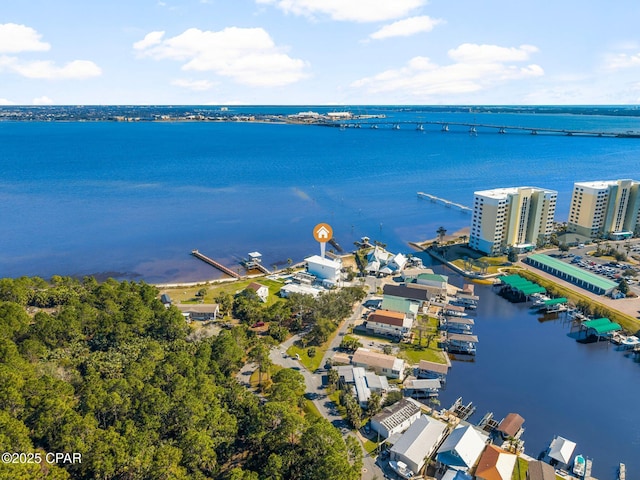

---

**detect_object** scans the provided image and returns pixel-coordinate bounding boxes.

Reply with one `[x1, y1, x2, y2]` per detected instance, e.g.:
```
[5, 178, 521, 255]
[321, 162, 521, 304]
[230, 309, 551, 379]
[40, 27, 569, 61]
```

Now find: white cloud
[448, 44, 538, 63]
[171, 78, 216, 91]
[256, 0, 426, 22]
[32, 95, 54, 105]
[604, 52, 640, 70]
[0, 23, 50, 54]
[134, 27, 309, 87]
[0, 56, 102, 79]
[369, 15, 443, 40]
[351, 43, 543, 98]
[0, 98, 15, 105]
[133, 31, 165, 51]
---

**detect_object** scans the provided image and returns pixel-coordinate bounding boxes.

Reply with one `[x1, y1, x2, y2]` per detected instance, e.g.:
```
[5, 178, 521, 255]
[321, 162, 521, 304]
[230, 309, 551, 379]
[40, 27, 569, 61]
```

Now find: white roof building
[278, 283, 322, 298]
[305, 255, 342, 283]
[547, 436, 576, 466]
[370, 398, 422, 439]
[390, 415, 448, 475]
[436, 424, 488, 472]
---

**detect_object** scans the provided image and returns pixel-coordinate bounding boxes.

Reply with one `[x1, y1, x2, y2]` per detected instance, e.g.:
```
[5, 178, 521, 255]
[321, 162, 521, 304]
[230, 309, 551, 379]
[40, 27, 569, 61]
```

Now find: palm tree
[436, 226, 447, 244]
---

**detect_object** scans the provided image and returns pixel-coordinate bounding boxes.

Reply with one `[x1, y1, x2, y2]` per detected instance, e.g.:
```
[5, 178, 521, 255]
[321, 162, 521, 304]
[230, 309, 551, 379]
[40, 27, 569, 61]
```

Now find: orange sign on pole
[313, 223, 333, 243]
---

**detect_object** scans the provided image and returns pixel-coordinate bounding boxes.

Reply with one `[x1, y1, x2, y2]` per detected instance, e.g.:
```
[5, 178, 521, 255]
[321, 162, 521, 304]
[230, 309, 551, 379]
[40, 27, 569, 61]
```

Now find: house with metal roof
[370, 398, 422, 439]
[403, 378, 441, 399]
[175, 303, 220, 322]
[496, 413, 525, 440]
[389, 415, 448, 476]
[381, 296, 420, 319]
[417, 359, 450, 380]
[474, 444, 517, 480]
[544, 435, 576, 470]
[525, 253, 618, 295]
[436, 424, 489, 472]
[335, 366, 390, 407]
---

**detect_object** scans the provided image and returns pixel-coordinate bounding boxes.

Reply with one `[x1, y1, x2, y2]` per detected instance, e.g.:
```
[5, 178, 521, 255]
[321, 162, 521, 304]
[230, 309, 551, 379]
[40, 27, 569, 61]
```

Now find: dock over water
[191, 249, 242, 278]
[417, 192, 472, 212]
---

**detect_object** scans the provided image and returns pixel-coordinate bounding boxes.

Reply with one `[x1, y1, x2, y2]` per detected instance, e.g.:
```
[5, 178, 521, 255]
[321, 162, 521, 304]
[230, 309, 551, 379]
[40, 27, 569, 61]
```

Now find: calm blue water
[431, 266, 640, 479]
[1, 107, 640, 476]
[2, 107, 640, 282]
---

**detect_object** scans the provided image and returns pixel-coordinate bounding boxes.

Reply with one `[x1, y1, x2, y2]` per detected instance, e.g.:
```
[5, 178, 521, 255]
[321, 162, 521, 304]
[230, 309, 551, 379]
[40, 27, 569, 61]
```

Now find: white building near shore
[305, 255, 342, 285]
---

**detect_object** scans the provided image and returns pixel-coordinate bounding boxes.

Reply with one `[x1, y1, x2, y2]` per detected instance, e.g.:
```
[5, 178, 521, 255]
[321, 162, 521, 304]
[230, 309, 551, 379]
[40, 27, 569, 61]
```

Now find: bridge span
[318, 119, 640, 138]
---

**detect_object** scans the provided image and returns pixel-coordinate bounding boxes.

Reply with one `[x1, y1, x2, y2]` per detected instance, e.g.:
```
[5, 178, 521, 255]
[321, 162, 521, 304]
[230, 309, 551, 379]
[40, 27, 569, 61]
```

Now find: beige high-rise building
[567, 180, 640, 240]
[469, 187, 557, 255]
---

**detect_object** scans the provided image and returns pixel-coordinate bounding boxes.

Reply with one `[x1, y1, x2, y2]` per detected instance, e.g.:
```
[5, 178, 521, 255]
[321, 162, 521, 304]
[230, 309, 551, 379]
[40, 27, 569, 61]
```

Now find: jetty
[417, 192, 472, 212]
[191, 249, 242, 278]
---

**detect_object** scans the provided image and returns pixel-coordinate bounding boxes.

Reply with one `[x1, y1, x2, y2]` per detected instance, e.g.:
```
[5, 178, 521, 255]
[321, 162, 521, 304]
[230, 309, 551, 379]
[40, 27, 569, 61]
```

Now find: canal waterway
[428, 260, 640, 479]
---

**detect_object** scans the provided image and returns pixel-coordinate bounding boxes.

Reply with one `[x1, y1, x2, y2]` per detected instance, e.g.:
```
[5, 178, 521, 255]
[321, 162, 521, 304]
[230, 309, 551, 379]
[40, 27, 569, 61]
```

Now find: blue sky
[2, 0, 640, 105]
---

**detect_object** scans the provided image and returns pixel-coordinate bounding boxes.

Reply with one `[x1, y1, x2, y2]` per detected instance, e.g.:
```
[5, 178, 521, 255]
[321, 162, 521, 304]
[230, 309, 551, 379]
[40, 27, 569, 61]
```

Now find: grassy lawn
[398, 315, 447, 365]
[363, 439, 379, 455]
[452, 258, 506, 275]
[302, 398, 323, 420]
[159, 276, 286, 306]
[328, 392, 348, 418]
[511, 457, 528, 480]
[513, 268, 640, 333]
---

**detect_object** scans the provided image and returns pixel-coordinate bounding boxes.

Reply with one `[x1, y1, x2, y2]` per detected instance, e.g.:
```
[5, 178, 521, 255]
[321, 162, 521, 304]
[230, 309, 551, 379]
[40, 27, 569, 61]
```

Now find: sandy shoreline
[410, 226, 471, 250]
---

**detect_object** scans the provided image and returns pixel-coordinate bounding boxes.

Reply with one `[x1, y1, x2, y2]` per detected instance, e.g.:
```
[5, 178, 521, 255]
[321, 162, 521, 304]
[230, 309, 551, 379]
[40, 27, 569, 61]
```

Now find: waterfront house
[402, 378, 441, 399]
[436, 424, 489, 472]
[305, 254, 342, 284]
[526, 460, 556, 480]
[246, 282, 269, 302]
[364, 309, 414, 340]
[496, 413, 525, 441]
[370, 398, 422, 439]
[380, 296, 420, 320]
[278, 282, 322, 298]
[417, 359, 450, 381]
[175, 303, 220, 322]
[474, 444, 517, 480]
[160, 293, 172, 306]
[543, 435, 576, 470]
[389, 415, 448, 476]
[351, 347, 405, 379]
[335, 366, 389, 407]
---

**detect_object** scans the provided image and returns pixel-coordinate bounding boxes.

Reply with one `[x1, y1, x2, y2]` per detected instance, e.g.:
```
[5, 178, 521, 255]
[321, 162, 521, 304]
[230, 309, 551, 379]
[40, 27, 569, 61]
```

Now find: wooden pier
[417, 192, 472, 212]
[191, 249, 242, 278]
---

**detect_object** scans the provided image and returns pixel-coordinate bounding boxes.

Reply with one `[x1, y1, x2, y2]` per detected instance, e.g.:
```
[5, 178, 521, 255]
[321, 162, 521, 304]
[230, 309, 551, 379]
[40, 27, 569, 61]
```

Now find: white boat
[573, 454, 585, 477]
[389, 460, 414, 479]
[618, 462, 626, 480]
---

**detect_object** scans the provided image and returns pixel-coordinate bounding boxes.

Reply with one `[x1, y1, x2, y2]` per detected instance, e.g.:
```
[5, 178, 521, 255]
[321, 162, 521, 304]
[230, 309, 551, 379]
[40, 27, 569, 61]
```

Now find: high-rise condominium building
[469, 187, 557, 255]
[567, 179, 640, 240]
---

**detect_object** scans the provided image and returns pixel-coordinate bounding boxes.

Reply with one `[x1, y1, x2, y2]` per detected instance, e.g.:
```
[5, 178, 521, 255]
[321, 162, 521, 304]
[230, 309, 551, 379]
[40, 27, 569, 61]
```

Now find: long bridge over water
[317, 119, 640, 138]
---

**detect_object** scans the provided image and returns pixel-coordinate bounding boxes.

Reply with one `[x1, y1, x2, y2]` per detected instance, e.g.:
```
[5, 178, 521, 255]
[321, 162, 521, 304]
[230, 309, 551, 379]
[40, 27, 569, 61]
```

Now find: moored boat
[573, 454, 585, 477]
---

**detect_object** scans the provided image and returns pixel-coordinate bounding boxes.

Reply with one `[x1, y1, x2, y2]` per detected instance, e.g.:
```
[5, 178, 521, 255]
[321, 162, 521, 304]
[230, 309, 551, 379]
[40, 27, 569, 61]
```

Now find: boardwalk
[191, 249, 242, 278]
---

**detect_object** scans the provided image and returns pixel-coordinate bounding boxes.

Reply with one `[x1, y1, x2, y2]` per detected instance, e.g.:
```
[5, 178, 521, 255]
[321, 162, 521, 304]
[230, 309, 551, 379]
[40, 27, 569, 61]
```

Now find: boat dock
[417, 192, 472, 212]
[191, 249, 242, 278]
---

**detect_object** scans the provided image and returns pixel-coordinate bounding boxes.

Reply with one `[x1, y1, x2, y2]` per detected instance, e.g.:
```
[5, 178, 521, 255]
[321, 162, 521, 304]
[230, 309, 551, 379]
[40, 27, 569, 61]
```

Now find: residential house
[417, 360, 450, 381]
[365, 309, 414, 340]
[351, 347, 405, 379]
[544, 435, 576, 470]
[175, 303, 220, 322]
[335, 366, 389, 407]
[247, 282, 269, 302]
[370, 398, 422, 439]
[305, 254, 342, 284]
[436, 424, 489, 472]
[403, 378, 441, 399]
[474, 444, 517, 480]
[526, 461, 556, 480]
[496, 413, 525, 441]
[380, 296, 420, 320]
[389, 415, 448, 476]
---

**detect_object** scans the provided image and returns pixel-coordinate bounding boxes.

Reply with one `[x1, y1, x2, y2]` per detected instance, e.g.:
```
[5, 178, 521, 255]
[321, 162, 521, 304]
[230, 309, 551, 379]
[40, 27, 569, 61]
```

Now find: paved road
[266, 299, 386, 480]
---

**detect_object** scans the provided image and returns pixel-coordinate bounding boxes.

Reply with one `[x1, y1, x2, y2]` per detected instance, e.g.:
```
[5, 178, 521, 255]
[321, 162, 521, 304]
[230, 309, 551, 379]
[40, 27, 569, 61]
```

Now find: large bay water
[1, 107, 640, 476]
[2, 107, 640, 282]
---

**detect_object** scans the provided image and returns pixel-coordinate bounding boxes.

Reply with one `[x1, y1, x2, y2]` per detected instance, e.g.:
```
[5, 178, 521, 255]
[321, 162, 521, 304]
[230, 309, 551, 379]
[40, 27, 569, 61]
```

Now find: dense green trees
[0, 276, 362, 480]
